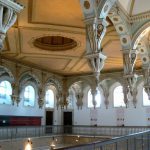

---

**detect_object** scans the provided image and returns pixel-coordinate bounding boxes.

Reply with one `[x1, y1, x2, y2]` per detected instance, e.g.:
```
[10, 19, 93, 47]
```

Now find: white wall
[0, 81, 149, 126]
[73, 82, 149, 126]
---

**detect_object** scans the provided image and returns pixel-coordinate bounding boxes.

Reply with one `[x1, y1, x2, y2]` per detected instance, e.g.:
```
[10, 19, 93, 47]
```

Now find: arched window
[113, 86, 125, 107]
[143, 88, 150, 106]
[23, 85, 35, 107]
[0, 80, 12, 104]
[45, 89, 54, 108]
[88, 89, 101, 108]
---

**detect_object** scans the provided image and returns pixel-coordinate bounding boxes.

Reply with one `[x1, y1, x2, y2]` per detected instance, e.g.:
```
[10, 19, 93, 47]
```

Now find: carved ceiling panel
[0, 0, 144, 76]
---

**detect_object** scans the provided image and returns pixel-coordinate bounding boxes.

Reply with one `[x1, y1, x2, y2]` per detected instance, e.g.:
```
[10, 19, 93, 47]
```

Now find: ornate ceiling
[1, 0, 149, 76]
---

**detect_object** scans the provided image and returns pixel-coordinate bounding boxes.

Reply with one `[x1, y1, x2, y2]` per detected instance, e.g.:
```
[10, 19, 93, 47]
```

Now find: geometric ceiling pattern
[1, 0, 145, 76]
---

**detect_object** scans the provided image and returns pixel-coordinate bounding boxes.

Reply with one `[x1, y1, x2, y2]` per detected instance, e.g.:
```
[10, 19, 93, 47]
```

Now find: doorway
[46, 111, 53, 133]
[63, 112, 72, 133]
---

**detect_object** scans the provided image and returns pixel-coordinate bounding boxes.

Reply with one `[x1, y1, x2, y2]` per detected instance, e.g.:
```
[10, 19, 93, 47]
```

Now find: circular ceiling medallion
[33, 36, 77, 51]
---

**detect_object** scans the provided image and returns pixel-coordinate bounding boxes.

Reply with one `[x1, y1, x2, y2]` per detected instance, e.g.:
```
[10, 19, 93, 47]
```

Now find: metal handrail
[53, 130, 150, 150]
[0, 125, 149, 141]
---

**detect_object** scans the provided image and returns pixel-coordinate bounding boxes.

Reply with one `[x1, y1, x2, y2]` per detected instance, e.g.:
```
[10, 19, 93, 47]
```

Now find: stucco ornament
[123, 49, 138, 95]
[72, 83, 84, 110]
[11, 65, 21, 106]
[57, 79, 69, 109]
[38, 88, 44, 109]
[0, 0, 23, 49]
[132, 87, 138, 108]
[11, 82, 20, 106]
[123, 82, 129, 108]
[80, 0, 116, 83]
[143, 66, 150, 100]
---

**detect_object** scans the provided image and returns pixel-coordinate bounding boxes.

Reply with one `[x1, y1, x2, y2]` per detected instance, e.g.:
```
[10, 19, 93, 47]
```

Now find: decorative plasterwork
[71, 82, 84, 110]
[143, 67, 150, 100]
[132, 22, 150, 49]
[108, 5, 141, 95]
[0, 0, 23, 13]
[33, 36, 78, 51]
[136, 39, 150, 67]
[116, 1, 150, 23]
[0, 0, 23, 49]
[80, 0, 116, 83]
[0, 65, 14, 80]
[45, 77, 62, 94]
[109, 5, 132, 50]
[30, 34, 80, 51]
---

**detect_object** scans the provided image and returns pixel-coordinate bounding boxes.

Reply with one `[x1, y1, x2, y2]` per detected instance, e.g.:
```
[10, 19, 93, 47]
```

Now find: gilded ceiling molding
[0, 0, 23, 49]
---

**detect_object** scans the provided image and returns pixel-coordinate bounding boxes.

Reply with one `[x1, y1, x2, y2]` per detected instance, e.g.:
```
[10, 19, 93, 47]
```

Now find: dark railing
[54, 130, 150, 150]
[0, 125, 149, 140]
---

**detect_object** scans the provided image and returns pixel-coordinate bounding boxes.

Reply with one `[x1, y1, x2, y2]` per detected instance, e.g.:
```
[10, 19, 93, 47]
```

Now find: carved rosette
[0, 0, 23, 49]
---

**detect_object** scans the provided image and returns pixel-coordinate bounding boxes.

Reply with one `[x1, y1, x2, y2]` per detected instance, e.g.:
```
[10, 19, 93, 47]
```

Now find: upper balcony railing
[0, 125, 150, 141]
[54, 130, 150, 150]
